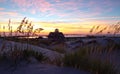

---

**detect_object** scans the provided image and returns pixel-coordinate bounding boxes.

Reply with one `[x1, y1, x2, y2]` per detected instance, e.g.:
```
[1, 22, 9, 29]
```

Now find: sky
[0, 0, 120, 35]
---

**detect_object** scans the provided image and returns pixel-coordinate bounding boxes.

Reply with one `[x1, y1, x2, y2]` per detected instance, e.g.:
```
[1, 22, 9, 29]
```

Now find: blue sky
[0, 0, 120, 34]
[0, 0, 120, 22]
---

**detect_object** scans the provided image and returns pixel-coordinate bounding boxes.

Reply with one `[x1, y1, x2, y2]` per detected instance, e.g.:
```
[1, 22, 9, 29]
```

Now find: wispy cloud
[54, 0, 60, 3]
[12, 0, 31, 8]
[87, 0, 120, 13]
[75, 16, 120, 22]
[0, 8, 4, 11]
[0, 0, 120, 25]
[0, 11, 23, 22]
[0, 0, 6, 2]
[0, 11, 18, 16]
[9, 0, 120, 19]
[12, 0, 53, 12]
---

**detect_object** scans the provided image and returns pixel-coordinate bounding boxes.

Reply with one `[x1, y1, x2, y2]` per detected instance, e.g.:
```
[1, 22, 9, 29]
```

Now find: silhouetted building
[48, 29, 65, 42]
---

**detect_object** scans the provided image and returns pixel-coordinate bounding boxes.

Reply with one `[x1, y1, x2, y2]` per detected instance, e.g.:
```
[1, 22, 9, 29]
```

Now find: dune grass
[0, 43, 45, 64]
[62, 47, 117, 74]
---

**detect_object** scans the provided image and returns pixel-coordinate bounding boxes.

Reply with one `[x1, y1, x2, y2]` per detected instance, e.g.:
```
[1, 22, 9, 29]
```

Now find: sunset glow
[0, 0, 120, 36]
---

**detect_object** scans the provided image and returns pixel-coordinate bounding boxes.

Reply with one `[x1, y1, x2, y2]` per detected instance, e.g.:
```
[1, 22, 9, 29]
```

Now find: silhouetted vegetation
[63, 47, 117, 74]
[0, 18, 120, 74]
[89, 22, 120, 37]
[0, 17, 44, 37]
[0, 44, 45, 65]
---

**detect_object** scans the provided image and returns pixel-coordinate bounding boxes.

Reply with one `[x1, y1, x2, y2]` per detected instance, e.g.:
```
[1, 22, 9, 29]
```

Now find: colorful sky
[0, 0, 120, 35]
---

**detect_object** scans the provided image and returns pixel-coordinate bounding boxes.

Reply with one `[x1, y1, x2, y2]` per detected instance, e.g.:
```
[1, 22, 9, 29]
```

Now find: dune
[0, 38, 90, 74]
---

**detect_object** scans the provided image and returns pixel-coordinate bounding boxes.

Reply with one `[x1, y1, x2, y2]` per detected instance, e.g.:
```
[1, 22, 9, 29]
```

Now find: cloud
[12, 0, 31, 8]
[0, 0, 120, 23]
[0, 11, 18, 16]
[73, 16, 120, 22]
[54, 0, 60, 3]
[31, 10, 36, 14]
[11, 0, 82, 17]
[0, 8, 4, 11]
[44, 16, 120, 24]
[11, 0, 117, 18]
[87, 0, 120, 13]
[0, 0, 6, 2]
[12, 0, 53, 12]
[0, 11, 23, 21]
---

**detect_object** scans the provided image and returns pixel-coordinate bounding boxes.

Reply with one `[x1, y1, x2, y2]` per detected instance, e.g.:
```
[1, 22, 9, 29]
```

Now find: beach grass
[63, 46, 117, 74]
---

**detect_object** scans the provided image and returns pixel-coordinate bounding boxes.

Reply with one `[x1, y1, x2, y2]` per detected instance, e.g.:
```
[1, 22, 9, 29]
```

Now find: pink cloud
[55, 0, 60, 3]
[0, 0, 6, 2]
[12, 0, 81, 14]
[12, 0, 31, 8]
[33, 0, 52, 12]
[12, 0, 53, 12]
[0, 11, 18, 16]
[11, 0, 84, 17]
[31, 10, 36, 14]
[87, 0, 116, 13]
[0, 8, 4, 11]
[11, 0, 118, 19]
[54, 1, 79, 10]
